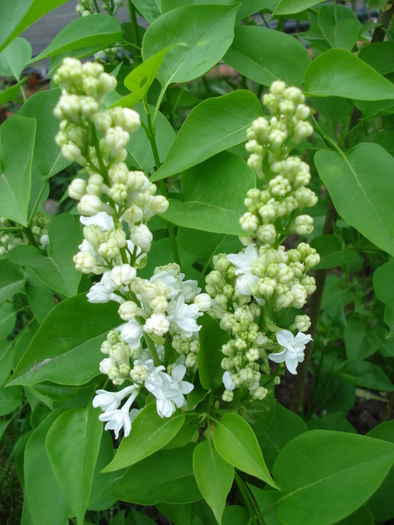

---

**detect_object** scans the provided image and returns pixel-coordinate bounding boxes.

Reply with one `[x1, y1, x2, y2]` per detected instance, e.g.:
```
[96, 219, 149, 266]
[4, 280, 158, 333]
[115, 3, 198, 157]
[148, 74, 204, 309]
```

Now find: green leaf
[9, 294, 120, 386]
[193, 439, 234, 524]
[24, 411, 69, 525]
[0, 77, 27, 105]
[10, 213, 82, 297]
[138, 237, 196, 280]
[338, 360, 394, 391]
[113, 45, 182, 109]
[25, 272, 57, 324]
[317, 5, 359, 51]
[178, 228, 242, 262]
[307, 412, 356, 434]
[126, 103, 176, 173]
[102, 402, 185, 472]
[0, 0, 68, 53]
[359, 42, 394, 77]
[257, 402, 308, 471]
[198, 312, 229, 390]
[132, 0, 161, 23]
[0, 37, 31, 80]
[161, 152, 255, 235]
[374, 130, 394, 156]
[156, 503, 191, 525]
[46, 405, 103, 525]
[310, 235, 354, 270]
[0, 384, 22, 416]
[0, 115, 36, 226]
[366, 420, 394, 523]
[312, 97, 351, 128]
[314, 144, 394, 257]
[20, 88, 71, 178]
[108, 444, 202, 505]
[335, 507, 375, 525]
[248, 486, 281, 525]
[152, 90, 262, 181]
[213, 413, 276, 487]
[273, 430, 394, 525]
[305, 49, 394, 100]
[32, 15, 124, 62]
[222, 505, 250, 525]
[0, 258, 25, 304]
[142, 5, 239, 89]
[224, 26, 311, 87]
[374, 259, 394, 308]
[0, 302, 17, 339]
[161, 0, 274, 21]
[0, 341, 13, 387]
[274, 0, 324, 15]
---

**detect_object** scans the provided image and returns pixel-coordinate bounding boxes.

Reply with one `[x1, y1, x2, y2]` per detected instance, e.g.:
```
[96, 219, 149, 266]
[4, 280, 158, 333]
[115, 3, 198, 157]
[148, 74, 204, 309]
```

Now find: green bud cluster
[99, 329, 140, 385]
[241, 81, 317, 247]
[76, 0, 122, 16]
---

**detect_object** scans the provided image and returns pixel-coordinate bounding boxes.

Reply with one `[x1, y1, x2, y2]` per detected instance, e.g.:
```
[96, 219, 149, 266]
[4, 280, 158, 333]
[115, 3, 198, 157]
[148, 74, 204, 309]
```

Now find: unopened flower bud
[118, 301, 139, 321]
[194, 293, 212, 312]
[130, 224, 153, 252]
[110, 264, 136, 287]
[68, 178, 87, 200]
[78, 195, 103, 215]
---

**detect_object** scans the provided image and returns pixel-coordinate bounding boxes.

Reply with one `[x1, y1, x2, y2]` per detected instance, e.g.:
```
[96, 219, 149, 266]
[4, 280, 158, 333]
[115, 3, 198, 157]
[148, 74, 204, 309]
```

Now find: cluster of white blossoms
[204, 81, 319, 402]
[76, 0, 123, 16]
[90, 262, 210, 436]
[53, 58, 210, 438]
[53, 58, 168, 273]
[241, 81, 317, 247]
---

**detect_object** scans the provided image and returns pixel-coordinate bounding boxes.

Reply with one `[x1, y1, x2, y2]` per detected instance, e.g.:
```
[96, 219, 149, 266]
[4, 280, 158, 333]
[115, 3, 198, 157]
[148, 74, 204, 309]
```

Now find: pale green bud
[78, 194, 103, 215]
[256, 224, 276, 245]
[284, 87, 304, 104]
[109, 183, 128, 204]
[194, 293, 212, 312]
[73, 251, 96, 273]
[240, 212, 259, 232]
[87, 174, 104, 196]
[151, 195, 169, 213]
[290, 314, 311, 332]
[118, 301, 139, 321]
[83, 225, 103, 247]
[301, 275, 317, 294]
[294, 215, 314, 235]
[105, 126, 129, 151]
[295, 104, 310, 120]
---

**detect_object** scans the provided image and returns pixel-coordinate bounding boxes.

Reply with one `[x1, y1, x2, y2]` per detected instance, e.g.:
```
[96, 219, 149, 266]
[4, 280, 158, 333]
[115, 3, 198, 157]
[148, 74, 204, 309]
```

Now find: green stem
[145, 102, 181, 267]
[144, 333, 161, 366]
[0, 227, 22, 232]
[23, 226, 40, 249]
[234, 472, 259, 525]
[127, 0, 142, 64]
[29, 180, 48, 224]
[92, 0, 100, 13]
[91, 125, 110, 186]
[152, 86, 167, 132]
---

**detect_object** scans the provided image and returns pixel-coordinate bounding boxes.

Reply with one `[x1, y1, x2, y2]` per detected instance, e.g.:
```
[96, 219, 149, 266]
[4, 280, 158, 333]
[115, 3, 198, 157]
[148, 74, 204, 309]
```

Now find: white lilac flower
[99, 393, 140, 439]
[80, 211, 115, 231]
[167, 295, 203, 338]
[145, 364, 194, 418]
[268, 329, 312, 374]
[144, 313, 170, 336]
[227, 244, 259, 296]
[222, 371, 236, 391]
[150, 269, 181, 299]
[93, 384, 137, 412]
[118, 319, 144, 350]
[87, 272, 123, 303]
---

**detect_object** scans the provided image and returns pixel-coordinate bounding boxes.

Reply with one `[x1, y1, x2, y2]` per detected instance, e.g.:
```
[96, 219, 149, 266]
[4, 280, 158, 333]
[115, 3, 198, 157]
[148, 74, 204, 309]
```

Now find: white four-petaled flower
[227, 244, 259, 296]
[268, 329, 312, 374]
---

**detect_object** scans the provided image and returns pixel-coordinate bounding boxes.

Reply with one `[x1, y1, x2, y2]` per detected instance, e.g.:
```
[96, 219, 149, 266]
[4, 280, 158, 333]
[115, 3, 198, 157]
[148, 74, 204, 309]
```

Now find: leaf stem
[234, 472, 260, 525]
[144, 102, 181, 267]
[127, 0, 142, 64]
[144, 333, 161, 366]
